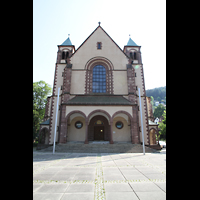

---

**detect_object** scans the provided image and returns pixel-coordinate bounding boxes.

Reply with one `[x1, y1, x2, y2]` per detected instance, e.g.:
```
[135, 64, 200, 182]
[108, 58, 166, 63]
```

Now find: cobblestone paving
[33, 152, 166, 200]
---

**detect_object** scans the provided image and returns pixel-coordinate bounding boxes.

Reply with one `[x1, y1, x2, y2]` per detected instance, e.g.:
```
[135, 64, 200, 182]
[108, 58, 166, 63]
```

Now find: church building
[39, 23, 159, 148]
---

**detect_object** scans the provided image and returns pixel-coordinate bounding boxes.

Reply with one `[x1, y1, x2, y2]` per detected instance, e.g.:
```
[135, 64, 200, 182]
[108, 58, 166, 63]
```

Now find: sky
[33, 0, 166, 90]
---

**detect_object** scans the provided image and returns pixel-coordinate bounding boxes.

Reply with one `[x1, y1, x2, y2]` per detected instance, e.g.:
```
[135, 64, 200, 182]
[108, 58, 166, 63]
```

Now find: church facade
[39, 24, 159, 147]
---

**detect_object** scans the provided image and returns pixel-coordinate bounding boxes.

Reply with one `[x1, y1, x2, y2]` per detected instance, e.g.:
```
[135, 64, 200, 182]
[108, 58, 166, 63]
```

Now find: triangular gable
[72, 25, 128, 58]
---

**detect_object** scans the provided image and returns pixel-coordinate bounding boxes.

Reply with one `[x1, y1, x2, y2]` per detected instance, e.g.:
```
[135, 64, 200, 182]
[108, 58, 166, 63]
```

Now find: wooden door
[94, 126, 104, 140]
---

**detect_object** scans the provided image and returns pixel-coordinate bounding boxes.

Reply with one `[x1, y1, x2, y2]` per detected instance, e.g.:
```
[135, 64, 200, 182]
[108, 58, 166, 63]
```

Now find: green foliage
[146, 86, 166, 101]
[159, 110, 166, 140]
[33, 81, 52, 142]
[150, 96, 154, 106]
[153, 104, 165, 118]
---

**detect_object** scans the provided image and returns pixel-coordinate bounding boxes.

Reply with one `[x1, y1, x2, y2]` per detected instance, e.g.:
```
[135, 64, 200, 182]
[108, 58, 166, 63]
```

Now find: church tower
[49, 36, 76, 144]
[123, 36, 149, 145]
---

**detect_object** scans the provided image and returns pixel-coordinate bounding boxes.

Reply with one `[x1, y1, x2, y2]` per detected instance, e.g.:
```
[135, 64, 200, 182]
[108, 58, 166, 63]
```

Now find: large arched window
[92, 65, 106, 93]
[85, 57, 114, 94]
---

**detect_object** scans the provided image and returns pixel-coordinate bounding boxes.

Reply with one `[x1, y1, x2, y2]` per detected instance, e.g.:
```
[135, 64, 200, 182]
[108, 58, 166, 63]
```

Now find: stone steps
[39, 142, 158, 153]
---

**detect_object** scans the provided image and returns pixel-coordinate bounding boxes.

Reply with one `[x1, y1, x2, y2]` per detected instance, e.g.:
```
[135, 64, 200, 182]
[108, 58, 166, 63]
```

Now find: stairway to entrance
[38, 142, 159, 153]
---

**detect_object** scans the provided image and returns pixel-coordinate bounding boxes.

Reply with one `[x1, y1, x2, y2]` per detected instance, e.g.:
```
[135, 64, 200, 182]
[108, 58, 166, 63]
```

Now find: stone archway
[88, 115, 110, 141]
[39, 127, 49, 144]
[112, 110, 139, 144]
[149, 128, 158, 145]
[59, 110, 87, 144]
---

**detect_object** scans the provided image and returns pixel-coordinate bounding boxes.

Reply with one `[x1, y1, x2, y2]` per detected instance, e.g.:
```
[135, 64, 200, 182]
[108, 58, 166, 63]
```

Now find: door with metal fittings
[94, 126, 104, 140]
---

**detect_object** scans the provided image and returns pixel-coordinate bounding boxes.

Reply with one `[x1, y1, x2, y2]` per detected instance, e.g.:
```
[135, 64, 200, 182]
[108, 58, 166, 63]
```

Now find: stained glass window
[92, 65, 106, 93]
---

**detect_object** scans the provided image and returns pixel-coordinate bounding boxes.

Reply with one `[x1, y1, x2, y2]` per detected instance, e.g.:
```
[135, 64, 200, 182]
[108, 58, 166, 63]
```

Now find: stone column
[84, 118, 89, 144]
[59, 105, 67, 144]
[110, 121, 114, 144]
[130, 120, 134, 144]
[131, 107, 139, 144]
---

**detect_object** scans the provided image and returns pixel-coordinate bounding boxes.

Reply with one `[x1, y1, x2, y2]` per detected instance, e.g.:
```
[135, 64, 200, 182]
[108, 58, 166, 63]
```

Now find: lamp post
[138, 88, 145, 155]
[53, 87, 60, 154]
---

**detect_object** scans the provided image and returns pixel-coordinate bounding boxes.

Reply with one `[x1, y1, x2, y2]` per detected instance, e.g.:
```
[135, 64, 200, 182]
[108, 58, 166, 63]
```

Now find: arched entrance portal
[149, 128, 157, 145]
[88, 115, 110, 141]
[39, 128, 49, 144]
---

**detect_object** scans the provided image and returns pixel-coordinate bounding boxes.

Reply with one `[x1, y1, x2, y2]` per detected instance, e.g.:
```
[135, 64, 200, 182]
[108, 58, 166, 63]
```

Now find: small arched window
[62, 51, 69, 59]
[66, 51, 69, 58]
[134, 52, 137, 60]
[62, 52, 65, 59]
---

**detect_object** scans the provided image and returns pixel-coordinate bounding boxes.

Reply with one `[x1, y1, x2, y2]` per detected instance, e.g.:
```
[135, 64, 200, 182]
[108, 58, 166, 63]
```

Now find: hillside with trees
[146, 86, 166, 101]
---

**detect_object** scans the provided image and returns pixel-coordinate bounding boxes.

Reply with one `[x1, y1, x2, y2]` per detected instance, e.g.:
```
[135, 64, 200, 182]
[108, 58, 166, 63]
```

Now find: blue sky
[33, 0, 166, 90]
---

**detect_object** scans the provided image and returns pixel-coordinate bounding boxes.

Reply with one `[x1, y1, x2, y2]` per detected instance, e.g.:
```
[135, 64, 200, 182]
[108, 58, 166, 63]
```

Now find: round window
[115, 121, 123, 129]
[75, 121, 83, 129]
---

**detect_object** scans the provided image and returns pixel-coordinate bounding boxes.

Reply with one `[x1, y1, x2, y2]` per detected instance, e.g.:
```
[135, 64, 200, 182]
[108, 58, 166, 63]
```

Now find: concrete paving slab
[33, 193, 63, 200]
[104, 174, 126, 181]
[36, 184, 69, 193]
[73, 174, 96, 181]
[154, 182, 166, 192]
[50, 162, 68, 167]
[55, 171, 77, 176]
[61, 193, 94, 200]
[66, 183, 95, 193]
[85, 160, 98, 163]
[33, 184, 43, 192]
[118, 167, 138, 171]
[130, 182, 161, 192]
[103, 168, 121, 174]
[33, 174, 54, 181]
[138, 169, 161, 174]
[60, 167, 79, 171]
[121, 170, 144, 176]
[37, 168, 61, 175]
[102, 162, 116, 166]
[33, 163, 50, 167]
[84, 164, 97, 167]
[144, 173, 166, 180]
[51, 174, 75, 181]
[124, 174, 149, 181]
[135, 191, 166, 200]
[105, 183, 132, 192]
[130, 163, 146, 166]
[77, 169, 96, 175]
[106, 192, 139, 200]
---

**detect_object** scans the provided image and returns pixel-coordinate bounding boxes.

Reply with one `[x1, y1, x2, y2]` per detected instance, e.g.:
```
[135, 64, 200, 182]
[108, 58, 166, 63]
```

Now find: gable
[71, 26, 128, 70]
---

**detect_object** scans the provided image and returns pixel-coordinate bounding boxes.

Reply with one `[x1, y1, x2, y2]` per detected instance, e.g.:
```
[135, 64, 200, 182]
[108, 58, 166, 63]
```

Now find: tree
[150, 96, 154, 106]
[153, 104, 165, 118]
[33, 81, 52, 142]
[159, 109, 166, 140]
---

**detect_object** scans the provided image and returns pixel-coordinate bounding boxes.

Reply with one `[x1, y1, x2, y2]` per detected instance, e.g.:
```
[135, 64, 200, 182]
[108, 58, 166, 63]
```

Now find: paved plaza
[33, 151, 166, 200]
